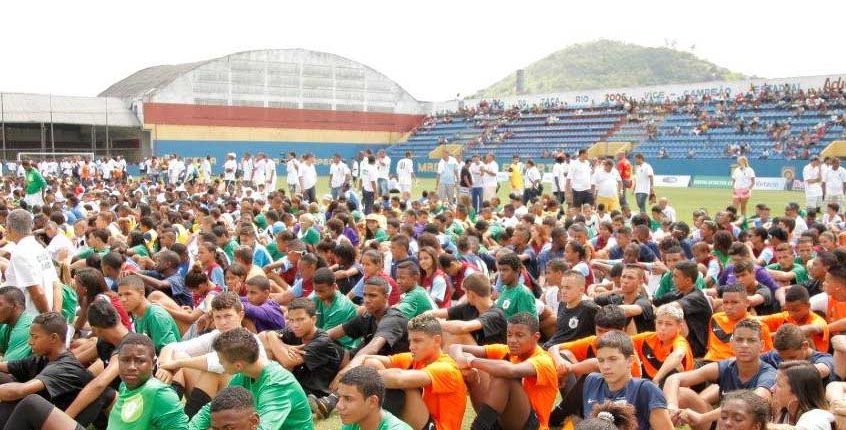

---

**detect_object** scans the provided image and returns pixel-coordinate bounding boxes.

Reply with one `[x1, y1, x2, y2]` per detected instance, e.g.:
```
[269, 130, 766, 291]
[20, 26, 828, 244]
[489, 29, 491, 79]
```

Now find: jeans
[331, 187, 342, 200]
[636, 192, 648, 213]
[470, 187, 483, 212]
[620, 179, 631, 206]
[378, 178, 389, 195]
[363, 190, 375, 214]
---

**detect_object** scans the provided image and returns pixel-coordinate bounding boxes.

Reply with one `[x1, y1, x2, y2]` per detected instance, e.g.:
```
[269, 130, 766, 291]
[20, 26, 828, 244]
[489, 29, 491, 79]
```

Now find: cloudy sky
[2, 0, 844, 102]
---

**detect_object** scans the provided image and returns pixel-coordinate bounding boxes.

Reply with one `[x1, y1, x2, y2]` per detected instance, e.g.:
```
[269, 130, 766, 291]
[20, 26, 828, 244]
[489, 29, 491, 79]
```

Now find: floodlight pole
[1, 92, 6, 160]
[49, 94, 55, 158]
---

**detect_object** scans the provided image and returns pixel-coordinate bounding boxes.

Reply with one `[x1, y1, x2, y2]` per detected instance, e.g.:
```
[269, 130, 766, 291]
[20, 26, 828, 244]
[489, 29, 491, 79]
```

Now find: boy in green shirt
[653, 246, 707, 299]
[117, 275, 181, 354]
[209, 386, 260, 430]
[108, 333, 189, 430]
[766, 242, 809, 287]
[392, 261, 435, 320]
[337, 366, 412, 430]
[494, 252, 537, 319]
[312, 268, 359, 349]
[0, 286, 34, 360]
[189, 328, 313, 430]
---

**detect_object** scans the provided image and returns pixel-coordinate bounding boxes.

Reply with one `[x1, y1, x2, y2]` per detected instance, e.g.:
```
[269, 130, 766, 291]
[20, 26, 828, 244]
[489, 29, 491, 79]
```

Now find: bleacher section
[388, 103, 845, 161]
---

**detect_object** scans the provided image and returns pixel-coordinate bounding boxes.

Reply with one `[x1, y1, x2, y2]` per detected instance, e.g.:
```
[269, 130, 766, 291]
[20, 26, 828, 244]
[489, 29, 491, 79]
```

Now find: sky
[2, 0, 844, 102]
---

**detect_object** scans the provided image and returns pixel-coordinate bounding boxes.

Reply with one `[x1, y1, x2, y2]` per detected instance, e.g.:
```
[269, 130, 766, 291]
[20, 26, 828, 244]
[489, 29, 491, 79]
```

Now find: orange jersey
[631, 332, 694, 380]
[559, 335, 642, 377]
[759, 311, 829, 352]
[389, 352, 467, 430]
[827, 295, 846, 327]
[484, 344, 559, 430]
[704, 313, 773, 361]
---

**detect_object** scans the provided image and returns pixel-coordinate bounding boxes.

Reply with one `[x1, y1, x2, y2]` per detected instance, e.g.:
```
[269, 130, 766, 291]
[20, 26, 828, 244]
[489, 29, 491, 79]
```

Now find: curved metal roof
[98, 60, 210, 99]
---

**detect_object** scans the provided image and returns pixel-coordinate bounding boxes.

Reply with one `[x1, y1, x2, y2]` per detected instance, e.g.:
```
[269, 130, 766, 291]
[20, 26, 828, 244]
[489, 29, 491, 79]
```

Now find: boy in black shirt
[733, 261, 780, 316]
[594, 265, 655, 333]
[0, 312, 97, 427]
[427, 272, 506, 346]
[653, 261, 712, 358]
[263, 298, 343, 399]
[544, 270, 599, 349]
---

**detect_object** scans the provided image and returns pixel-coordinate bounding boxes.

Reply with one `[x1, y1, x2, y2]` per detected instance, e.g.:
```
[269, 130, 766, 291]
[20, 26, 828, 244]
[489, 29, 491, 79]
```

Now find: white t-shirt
[300, 163, 317, 190]
[552, 162, 568, 192]
[4, 236, 57, 315]
[377, 156, 391, 180]
[483, 161, 499, 187]
[264, 159, 276, 184]
[568, 160, 593, 191]
[795, 409, 834, 430]
[252, 159, 267, 184]
[634, 162, 654, 194]
[46, 233, 76, 263]
[170, 330, 267, 374]
[732, 166, 755, 190]
[285, 159, 299, 184]
[824, 167, 846, 196]
[469, 162, 484, 187]
[362, 163, 379, 192]
[241, 159, 253, 181]
[329, 162, 350, 188]
[524, 167, 541, 189]
[592, 168, 621, 197]
[803, 164, 823, 197]
[396, 158, 414, 185]
[223, 159, 237, 181]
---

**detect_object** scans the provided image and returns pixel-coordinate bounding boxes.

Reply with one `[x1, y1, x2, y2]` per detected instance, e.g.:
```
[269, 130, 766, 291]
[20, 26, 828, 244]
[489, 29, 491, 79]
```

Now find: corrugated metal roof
[0, 93, 140, 127]
[98, 61, 210, 99]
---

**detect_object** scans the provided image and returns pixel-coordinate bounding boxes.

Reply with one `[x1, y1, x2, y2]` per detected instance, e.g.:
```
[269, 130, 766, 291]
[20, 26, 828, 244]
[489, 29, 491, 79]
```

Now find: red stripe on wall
[144, 103, 425, 133]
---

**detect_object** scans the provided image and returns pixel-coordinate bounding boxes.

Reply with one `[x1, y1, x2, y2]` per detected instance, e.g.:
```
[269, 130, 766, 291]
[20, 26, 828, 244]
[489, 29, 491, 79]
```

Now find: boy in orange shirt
[360, 313, 467, 430]
[703, 284, 773, 362]
[449, 312, 557, 430]
[758, 285, 829, 352]
[631, 303, 694, 386]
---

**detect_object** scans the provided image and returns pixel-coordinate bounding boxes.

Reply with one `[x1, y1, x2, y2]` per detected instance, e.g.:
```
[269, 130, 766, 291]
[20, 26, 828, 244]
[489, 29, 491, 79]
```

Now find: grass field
[303, 177, 803, 225]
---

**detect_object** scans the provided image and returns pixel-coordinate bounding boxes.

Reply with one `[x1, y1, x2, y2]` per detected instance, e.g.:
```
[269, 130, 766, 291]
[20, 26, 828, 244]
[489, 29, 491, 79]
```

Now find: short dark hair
[313, 267, 336, 287]
[33, 312, 67, 339]
[462, 272, 491, 297]
[673, 261, 699, 283]
[508, 312, 539, 334]
[213, 328, 260, 364]
[496, 252, 521, 271]
[245, 276, 271, 292]
[88, 300, 120, 329]
[733, 318, 763, 337]
[773, 324, 807, 351]
[721, 390, 770, 429]
[210, 386, 255, 414]
[784, 285, 810, 304]
[288, 298, 316, 317]
[396, 260, 421, 278]
[118, 275, 145, 292]
[595, 305, 627, 330]
[339, 366, 386, 406]
[118, 333, 156, 359]
[0, 286, 25, 308]
[596, 330, 634, 357]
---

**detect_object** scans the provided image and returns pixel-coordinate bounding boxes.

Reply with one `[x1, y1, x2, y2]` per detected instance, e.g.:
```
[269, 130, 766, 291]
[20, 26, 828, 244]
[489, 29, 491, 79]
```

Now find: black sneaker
[308, 394, 337, 419]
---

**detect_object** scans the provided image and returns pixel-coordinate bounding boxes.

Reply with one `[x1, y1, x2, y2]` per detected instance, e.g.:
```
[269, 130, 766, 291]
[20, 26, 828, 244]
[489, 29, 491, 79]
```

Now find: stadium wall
[145, 102, 423, 174]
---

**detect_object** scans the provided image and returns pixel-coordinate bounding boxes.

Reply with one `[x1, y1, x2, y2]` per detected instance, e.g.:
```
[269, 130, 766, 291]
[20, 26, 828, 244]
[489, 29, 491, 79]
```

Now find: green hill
[473, 40, 749, 97]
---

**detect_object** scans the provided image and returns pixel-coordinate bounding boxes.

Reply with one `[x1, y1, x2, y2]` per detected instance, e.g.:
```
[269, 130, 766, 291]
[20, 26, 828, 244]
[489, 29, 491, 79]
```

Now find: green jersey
[495, 282, 536, 319]
[340, 410, 412, 430]
[267, 242, 285, 261]
[767, 262, 809, 284]
[76, 246, 111, 260]
[313, 291, 360, 349]
[299, 227, 320, 245]
[393, 286, 434, 320]
[254, 213, 268, 230]
[24, 169, 46, 195]
[654, 272, 706, 299]
[189, 362, 313, 430]
[60, 283, 78, 323]
[130, 244, 150, 258]
[223, 240, 239, 263]
[107, 377, 188, 430]
[0, 312, 35, 360]
[133, 304, 181, 354]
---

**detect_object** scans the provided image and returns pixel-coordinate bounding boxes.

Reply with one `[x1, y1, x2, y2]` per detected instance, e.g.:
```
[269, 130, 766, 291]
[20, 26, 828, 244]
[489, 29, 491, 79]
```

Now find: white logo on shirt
[568, 317, 579, 329]
[502, 299, 511, 309]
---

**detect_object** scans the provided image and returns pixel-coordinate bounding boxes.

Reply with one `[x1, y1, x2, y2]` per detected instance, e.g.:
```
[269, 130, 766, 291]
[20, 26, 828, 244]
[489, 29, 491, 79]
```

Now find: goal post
[17, 152, 96, 162]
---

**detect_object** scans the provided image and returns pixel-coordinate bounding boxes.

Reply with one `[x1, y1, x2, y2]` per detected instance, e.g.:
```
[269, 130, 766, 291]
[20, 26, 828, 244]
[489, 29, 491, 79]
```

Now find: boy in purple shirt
[241, 276, 286, 332]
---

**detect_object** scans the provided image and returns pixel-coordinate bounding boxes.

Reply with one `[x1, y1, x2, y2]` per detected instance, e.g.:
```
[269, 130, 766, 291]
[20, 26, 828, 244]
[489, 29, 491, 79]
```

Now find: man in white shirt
[396, 151, 415, 202]
[803, 157, 823, 210]
[376, 150, 391, 196]
[299, 153, 318, 203]
[241, 153, 253, 185]
[223, 153, 237, 187]
[168, 155, 185, 185]
[329, 154, 351, 200]
[252, 153, 267, 188]
[522, 159, 542, 204]
[436, 152, 460, 206]
[552, 153, 569, 204]
[361, 155, 379, 214]
[44, 221, 76, 263]
[823, 157, 846, 209]
[658, 197, 677, 223]
[468, 154, 484, 212]
[4, 209, 56, 315]
[264, 155, 277, 191]
[285, 152, 300, 195]
[632, 153, 655, 213]
[480, 153, 499, 202]
[567, 149, 594, 208]
[591, 158, 622, 211]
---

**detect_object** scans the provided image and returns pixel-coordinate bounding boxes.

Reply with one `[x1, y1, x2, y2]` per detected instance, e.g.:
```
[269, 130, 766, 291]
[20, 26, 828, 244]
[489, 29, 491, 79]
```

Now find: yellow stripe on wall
[145, 124, 411, 144]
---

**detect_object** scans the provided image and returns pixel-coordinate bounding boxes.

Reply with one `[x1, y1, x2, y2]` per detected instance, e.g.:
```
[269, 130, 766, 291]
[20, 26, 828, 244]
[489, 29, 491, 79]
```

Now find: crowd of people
[2, 143, 846, 430]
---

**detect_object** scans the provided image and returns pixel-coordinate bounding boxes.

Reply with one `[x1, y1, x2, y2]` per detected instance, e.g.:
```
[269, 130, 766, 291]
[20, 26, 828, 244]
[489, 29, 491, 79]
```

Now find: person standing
[264, 154, 277, 191]
[616, 152, 633, 207]
[509, 154, 525, 198]
[469, 154, 485, 212]
[552, 153, 569, 204]
[592, 159, 622, 212]
[633, 153, 655, 213]
[802, 156, 823, 211]
[376, 150, 391, 197]
[362, 155, 379, 215]
[481, 153, 499, 202]
[21, 160, 47, 209]
[436, 151, 460, 206]
[523, 159, 541, 204]
[330, 154, 352, 200]
[285, 152, 300, 196]
[396, 151, 415, 202]
[241, 153, 254, 186]
[4, 209, 56, 315]
[252, 153, 267, 189]
[731, 156, 756, 217]
[299, 154, 318, 203]
[567, 149, 594, 208]
[223, 153, 237, 188]
[823, 157, 846, 211]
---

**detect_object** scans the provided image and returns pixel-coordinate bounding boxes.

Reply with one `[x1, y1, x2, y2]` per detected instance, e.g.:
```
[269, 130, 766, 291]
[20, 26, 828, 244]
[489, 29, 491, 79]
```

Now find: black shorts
[490, 408, 540, 430]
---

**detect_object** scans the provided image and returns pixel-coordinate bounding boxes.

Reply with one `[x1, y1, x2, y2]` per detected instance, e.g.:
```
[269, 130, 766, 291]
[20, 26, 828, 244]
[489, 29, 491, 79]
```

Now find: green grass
[304, 177, 801, 429]
[301, 177, 803, 225]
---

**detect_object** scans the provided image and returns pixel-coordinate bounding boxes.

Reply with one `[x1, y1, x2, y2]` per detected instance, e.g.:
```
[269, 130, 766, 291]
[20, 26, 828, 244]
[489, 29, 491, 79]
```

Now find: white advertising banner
[653, 175, 691, 188]
[753, 177, 787, 191]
